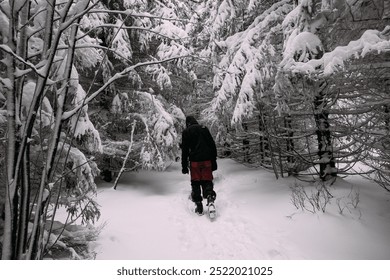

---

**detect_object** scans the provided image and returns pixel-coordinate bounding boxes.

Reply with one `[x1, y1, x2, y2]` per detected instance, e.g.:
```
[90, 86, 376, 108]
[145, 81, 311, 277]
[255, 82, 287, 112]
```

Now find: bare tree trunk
[16, 150, 30, 259]
[314, 80, 336, 180]
[15, 0, 31, 260]
[258, 110, 279, 179]
[258, 113, 268, 165]
[284, 115, 295, 175]
[3, 0, 19, 260]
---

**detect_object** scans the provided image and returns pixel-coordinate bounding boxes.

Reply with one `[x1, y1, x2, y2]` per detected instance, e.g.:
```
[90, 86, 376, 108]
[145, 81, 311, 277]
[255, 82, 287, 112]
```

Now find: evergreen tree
[197, 0, 390, 183]
[278, 0, 389, 180]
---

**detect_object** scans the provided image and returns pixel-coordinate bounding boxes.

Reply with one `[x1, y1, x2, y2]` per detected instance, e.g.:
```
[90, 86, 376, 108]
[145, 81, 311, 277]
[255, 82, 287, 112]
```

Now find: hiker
[181, 116, 217, 215]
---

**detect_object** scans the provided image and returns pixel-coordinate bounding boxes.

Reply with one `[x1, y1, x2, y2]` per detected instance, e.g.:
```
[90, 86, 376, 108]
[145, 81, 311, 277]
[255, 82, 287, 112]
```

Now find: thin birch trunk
[16, 150, 30, 259]
[15, 0, 31, 260]
[2, 0, 18, 260]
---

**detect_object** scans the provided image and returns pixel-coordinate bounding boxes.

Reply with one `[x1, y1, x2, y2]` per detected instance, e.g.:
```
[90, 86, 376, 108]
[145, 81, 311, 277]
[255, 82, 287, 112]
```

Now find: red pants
[190, 161, 213, 181]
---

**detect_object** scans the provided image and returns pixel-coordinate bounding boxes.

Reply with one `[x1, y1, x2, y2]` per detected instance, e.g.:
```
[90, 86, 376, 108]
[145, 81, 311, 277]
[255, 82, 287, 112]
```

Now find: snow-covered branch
[0, 44, 54, 81]
[80, 24, 187, 41]
[285, 27, 390, 76]
[88, 9, 191, 23]
[61, 55, 191, 120]
[113, 120, 136, 190]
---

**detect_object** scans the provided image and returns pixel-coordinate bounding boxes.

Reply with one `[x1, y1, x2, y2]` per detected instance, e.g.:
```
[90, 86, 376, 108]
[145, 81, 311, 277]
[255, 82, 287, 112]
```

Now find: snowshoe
[206, 195, 216, 220]
[208, 202, 216, 220]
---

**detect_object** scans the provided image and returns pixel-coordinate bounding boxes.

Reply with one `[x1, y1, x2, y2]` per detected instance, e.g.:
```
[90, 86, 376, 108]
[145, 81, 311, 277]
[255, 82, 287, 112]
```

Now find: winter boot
[206, 195, 215, 206]
[195, 202, 203, 215]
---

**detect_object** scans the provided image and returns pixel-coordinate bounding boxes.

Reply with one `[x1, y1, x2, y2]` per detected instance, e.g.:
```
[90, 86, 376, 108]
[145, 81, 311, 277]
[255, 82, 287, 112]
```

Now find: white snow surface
[92, 159, 390, 260]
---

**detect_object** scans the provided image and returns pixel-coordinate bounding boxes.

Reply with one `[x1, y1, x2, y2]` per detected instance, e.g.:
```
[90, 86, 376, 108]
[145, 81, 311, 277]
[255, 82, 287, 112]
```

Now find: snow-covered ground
[92, 159, 390, 260]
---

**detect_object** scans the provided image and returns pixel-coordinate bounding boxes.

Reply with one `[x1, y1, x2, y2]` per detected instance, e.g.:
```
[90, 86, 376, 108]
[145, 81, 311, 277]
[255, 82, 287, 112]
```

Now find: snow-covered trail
[92, 159, 390, 260]
[93, 160, 298, 259]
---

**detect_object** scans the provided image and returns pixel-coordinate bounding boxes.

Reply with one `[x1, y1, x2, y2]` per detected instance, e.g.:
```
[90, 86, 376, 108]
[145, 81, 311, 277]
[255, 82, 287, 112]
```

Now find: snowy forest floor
[91, 159, 390, 260]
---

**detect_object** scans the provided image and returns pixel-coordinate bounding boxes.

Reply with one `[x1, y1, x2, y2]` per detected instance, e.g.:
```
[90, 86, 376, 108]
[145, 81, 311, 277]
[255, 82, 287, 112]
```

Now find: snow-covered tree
[276, 0, 338, 180]
[278, 0, 390, 180]
[80, 0, 195, 180]
[191, 1, 293, 171]
[192, 0, 390, 184]
[0, 0, 108, 260]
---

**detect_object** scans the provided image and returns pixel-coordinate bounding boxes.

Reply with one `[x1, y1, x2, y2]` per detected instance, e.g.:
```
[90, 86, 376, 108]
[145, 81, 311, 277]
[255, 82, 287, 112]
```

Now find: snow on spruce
[284, 28, 390, 75]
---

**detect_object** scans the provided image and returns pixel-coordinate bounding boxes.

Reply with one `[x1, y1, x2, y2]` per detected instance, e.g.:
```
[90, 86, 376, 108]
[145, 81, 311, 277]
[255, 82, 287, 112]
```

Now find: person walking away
[181, 116, 217, 215]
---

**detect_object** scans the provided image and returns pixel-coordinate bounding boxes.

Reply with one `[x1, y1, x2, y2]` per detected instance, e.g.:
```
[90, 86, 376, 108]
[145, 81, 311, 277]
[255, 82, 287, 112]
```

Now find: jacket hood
[186, 116, 198, 127]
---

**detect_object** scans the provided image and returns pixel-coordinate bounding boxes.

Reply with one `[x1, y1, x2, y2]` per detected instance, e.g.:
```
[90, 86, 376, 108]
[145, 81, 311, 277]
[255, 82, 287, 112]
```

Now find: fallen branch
[113, 120, 136, 190]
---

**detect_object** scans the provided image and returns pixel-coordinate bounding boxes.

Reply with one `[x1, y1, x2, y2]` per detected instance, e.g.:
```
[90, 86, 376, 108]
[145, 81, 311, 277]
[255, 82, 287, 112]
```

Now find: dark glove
[212, 159, 217, 171]
[182, 167, 189, 174]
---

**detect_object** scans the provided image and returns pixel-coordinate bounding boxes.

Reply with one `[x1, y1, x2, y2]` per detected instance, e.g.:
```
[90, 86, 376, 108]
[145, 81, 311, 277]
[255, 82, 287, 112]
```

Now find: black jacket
[181, 116, 217, 169]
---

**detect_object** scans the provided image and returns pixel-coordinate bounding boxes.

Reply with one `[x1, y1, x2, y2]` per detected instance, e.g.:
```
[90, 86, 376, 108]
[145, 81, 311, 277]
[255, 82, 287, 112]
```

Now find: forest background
[0, 0, 389, 260]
